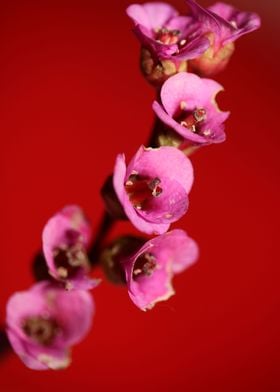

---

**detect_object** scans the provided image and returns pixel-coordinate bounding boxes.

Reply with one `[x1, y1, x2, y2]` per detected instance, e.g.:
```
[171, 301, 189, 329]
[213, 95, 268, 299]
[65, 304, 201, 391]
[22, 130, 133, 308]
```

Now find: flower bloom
[153, 72, 229, 145]
[187, 0, 261, 76]
[113, 146, 194, 235]
[6, 281, 94, 370]
[122, 230, 199, 310]
[126, 2, 209, 84]
[42, 205, 96, 290]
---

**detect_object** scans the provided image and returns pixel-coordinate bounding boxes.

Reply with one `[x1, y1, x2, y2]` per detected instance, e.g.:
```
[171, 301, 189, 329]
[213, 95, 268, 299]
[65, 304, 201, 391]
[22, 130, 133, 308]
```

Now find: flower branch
[3, 0, 261, 370]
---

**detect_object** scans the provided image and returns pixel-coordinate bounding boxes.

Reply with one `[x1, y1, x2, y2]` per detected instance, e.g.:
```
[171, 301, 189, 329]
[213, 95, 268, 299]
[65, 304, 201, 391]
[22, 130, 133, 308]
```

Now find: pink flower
[6, 281, 94, 370]
[187, 0, 261, 76]
[126, 2, 209, 60]
[42, 205, 97, 290]
[113, 146, 194, 235]
[153, 72, 229, 145]
[126, 2, 209, 84]
[123, 230, 199, 310]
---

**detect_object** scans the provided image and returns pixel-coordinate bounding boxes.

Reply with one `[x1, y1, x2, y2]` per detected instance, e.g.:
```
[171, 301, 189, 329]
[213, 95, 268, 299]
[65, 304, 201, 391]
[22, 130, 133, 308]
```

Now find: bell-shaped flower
[153, 72, 229, 145]
[126, 2, 209, 84]
[6, 281, 94, 370]
[113, 146, 194, 235]
[42, 205, 97, 290]
[186, 0, 261, 75]
[122, 230, 199, 310]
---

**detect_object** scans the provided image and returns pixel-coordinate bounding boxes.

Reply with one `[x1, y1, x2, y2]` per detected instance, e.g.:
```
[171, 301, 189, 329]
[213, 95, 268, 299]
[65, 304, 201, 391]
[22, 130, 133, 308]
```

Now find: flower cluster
[5, 0, 260, 370]
[127, 0, 260, 83]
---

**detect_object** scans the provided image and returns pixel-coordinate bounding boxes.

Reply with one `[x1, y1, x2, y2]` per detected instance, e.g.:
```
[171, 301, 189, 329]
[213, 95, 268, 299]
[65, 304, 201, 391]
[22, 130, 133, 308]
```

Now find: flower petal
[126, 2, 178, 30]
[209, 2, 261, 44]
[126, 145, 194, 194]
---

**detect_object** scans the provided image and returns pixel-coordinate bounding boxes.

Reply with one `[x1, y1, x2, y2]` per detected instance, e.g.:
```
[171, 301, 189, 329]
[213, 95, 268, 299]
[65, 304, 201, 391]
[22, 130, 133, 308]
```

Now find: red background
[0, 0, 279, 390]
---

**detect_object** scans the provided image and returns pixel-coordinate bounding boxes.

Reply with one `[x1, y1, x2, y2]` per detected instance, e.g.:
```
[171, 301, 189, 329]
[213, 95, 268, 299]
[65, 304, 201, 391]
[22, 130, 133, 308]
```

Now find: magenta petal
[51, 287, 94, 346]
[167, 15, 191, 32]
[126, 2, 178, 30]
[159, 72, 222, 116]
[208, 2, 261, 44]
[164, 229, 199, 274]
[6, 329, 70, 370]
[112, 153, 127, 205]
[125, 199, 170, 235]
[136, 176, 189, 224]
[209, 2, 244, 21]
[186, 0, 222, 34]
[126, 146, 193, 193]
[160, 72, 199, 115]
[173, 35, 210, 60]
[187, 0, 260, 47]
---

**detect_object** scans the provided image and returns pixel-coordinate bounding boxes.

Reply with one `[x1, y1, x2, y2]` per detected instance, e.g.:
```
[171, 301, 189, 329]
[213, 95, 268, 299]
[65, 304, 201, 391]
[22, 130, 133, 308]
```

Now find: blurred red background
[0, 0, 279, 390]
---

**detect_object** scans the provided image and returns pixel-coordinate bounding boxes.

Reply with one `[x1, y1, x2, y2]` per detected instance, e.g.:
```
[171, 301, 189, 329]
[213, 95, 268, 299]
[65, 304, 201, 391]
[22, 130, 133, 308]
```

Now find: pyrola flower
[113, 146, 194, 235]
[153, 72, 229, 145]
[42, 205, 97, 290]
[126, 2, 209, 84]
[187, 0, 261, 76]
[122, 230, 199, 310]
[6, 281, 94, 370]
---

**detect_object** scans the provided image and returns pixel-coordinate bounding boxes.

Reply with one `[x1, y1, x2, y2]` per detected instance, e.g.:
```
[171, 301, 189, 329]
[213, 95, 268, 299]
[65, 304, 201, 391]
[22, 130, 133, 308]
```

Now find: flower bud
[140, 48, 187, 87]
[101, 175, 127, 220]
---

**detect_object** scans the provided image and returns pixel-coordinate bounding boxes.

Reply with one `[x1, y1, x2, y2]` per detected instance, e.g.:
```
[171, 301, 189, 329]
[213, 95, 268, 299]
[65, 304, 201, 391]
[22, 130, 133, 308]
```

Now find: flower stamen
[53, 237, 89, 278]
[133, 253, 157, 277]
[23, 316, 59, 346]
[155, 27, 180, 45]
[178, 108, 207, 133]
[125, 174, 163, 210]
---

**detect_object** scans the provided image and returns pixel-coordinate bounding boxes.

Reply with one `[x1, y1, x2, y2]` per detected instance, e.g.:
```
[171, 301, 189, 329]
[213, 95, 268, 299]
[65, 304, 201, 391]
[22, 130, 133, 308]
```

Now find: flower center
[53, 231, 89, 279]
[133, 252, 157, 278]
[125, 174, 162, 210]
[176, 105, 207, 134]
[155, 27, 180, 45]
[23, 316, 59, 346]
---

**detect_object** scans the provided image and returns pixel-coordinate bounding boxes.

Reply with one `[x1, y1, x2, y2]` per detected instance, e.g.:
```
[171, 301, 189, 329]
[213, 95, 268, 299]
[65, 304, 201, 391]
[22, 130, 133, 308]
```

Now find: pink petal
[126, 2, 178, 30]
[126, 146, 194, 194]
